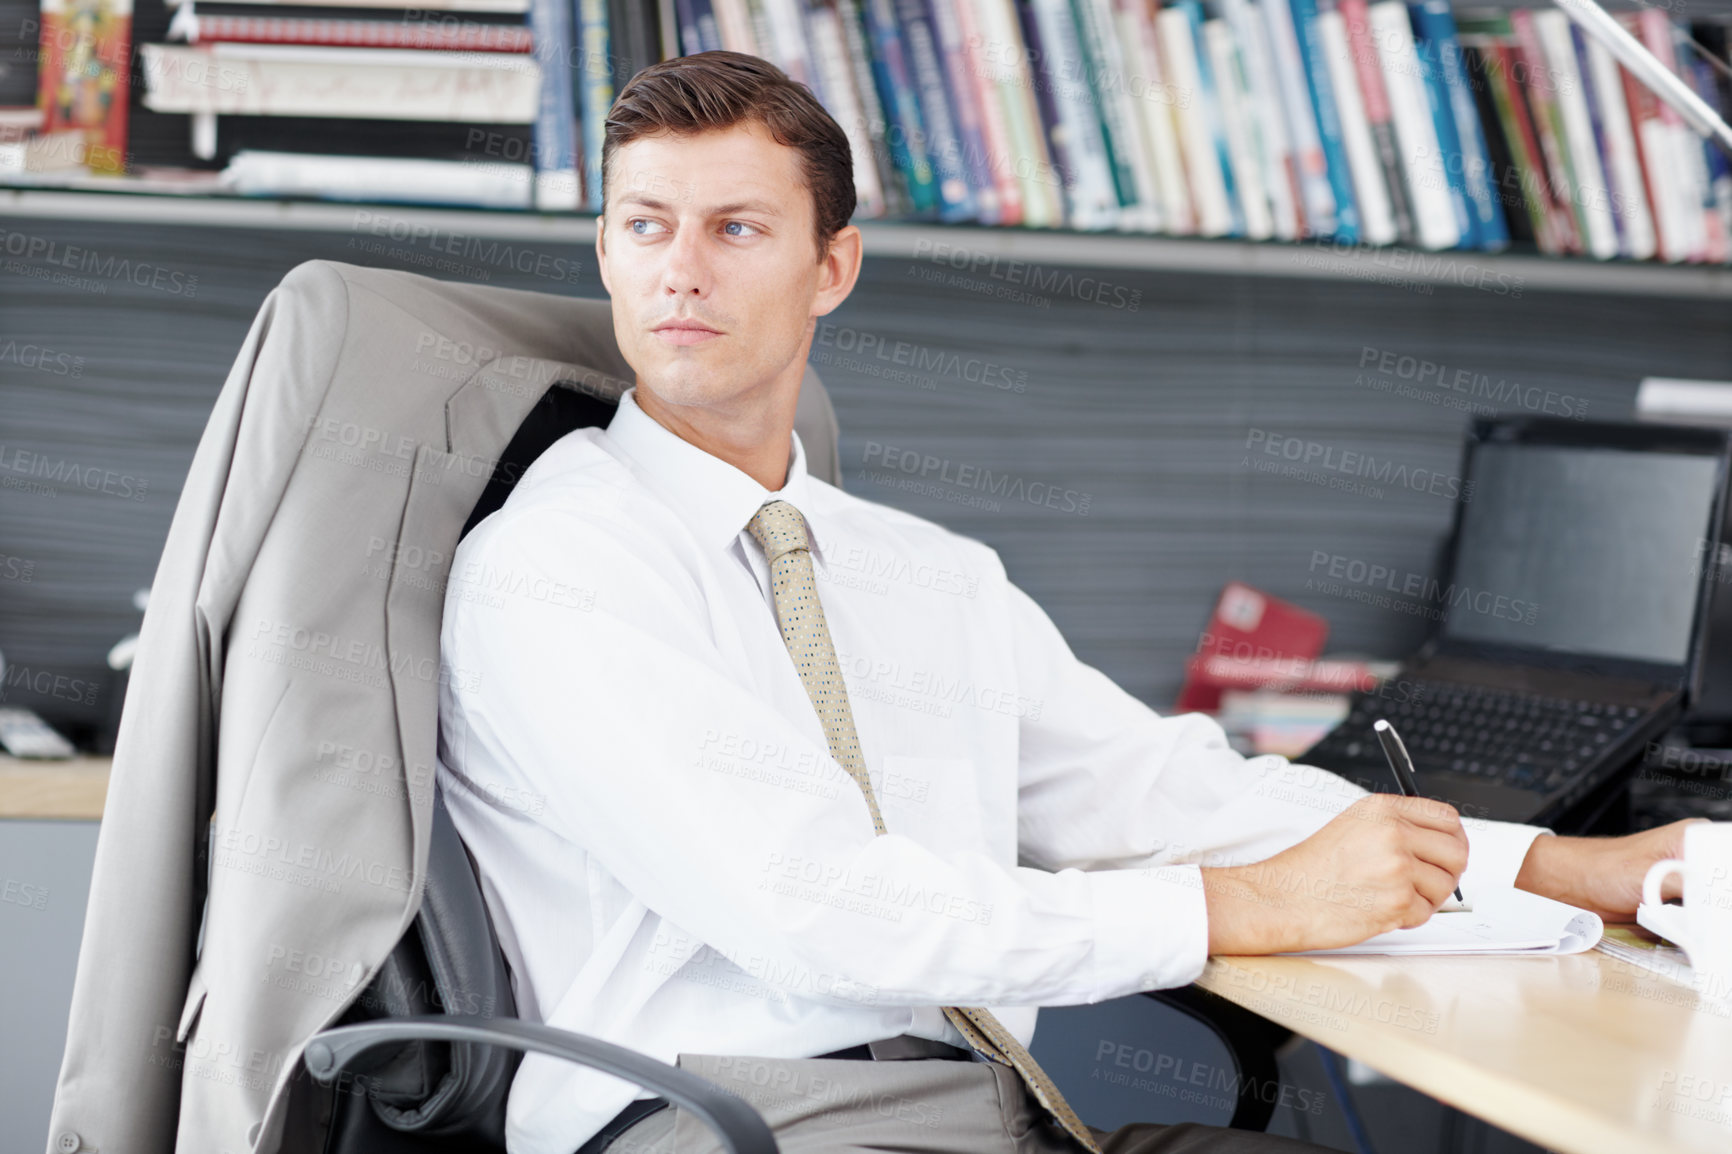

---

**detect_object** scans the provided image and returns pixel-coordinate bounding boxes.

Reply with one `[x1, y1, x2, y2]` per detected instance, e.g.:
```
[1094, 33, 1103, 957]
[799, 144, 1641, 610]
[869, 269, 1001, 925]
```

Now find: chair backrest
[311, 372, 842, 1152]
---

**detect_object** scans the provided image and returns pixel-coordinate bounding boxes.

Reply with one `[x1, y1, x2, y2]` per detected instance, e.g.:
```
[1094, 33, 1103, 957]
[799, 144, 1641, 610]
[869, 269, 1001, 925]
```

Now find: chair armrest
[1140, 985, 1293, 1132]
[303, 1016, 778, 1154]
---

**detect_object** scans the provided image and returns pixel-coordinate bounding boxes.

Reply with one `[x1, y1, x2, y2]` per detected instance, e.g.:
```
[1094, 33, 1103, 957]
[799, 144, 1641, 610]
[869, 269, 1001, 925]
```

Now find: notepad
[1284, 887, 1604, 956]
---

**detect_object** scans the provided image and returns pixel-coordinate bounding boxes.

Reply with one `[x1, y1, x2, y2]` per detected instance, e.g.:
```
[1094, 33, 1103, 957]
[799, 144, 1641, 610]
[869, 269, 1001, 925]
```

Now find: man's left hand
[1513, 818, 1706, 919]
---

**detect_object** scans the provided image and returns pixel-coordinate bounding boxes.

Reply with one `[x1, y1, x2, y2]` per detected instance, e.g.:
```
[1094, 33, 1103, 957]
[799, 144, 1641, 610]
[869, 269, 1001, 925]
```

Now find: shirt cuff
[1460, 817, 1553, 902]
[1087, 864, 1211, 1001]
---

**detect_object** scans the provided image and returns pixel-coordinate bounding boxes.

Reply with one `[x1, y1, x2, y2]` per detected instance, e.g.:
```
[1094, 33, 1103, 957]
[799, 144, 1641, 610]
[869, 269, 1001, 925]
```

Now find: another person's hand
[1200, 793, 1469, 954]
[1512, 818, 1704, 920]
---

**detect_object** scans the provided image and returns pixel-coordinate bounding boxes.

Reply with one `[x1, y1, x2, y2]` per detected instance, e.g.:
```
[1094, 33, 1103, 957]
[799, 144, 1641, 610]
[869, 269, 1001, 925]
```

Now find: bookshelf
[9, 0, 1732, 269]
[5, 185, 1732, 296]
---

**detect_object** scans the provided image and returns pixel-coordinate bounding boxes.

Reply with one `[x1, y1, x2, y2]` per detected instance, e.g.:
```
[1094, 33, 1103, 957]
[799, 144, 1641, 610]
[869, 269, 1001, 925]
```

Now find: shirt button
[54, 1132, 80, 1153]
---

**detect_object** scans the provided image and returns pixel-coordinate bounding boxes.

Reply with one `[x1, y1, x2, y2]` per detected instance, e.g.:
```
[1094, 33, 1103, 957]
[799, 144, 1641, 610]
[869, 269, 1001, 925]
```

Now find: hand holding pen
[1374, 718, 1466, 905]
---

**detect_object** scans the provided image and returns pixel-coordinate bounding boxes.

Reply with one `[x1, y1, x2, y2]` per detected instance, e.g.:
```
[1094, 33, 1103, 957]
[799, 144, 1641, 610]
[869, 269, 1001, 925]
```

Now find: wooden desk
[0, 755, 110, 820]
[1199, 949, 1732, 1154]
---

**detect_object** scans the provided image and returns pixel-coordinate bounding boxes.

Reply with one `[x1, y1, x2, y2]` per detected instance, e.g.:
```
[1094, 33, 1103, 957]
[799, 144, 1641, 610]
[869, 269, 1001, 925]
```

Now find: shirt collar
[605, 386, 824, 559]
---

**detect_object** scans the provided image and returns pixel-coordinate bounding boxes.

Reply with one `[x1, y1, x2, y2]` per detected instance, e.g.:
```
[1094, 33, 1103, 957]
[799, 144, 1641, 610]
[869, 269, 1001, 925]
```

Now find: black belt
[574, 1036, 975, 1154]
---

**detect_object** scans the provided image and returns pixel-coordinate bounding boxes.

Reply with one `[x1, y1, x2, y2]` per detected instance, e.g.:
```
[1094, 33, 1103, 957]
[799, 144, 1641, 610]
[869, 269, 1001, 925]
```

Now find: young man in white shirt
[436, 49, 1695, 1154]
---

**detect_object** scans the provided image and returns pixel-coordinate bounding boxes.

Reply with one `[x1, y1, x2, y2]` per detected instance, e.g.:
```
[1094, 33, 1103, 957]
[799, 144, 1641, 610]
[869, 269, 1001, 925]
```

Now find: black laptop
[1299, 417, 1732, 827]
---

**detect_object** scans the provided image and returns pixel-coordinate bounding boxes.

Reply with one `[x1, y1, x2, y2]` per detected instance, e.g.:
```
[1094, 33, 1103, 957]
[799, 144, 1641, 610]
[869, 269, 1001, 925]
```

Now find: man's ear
[595, 212, 610, 295]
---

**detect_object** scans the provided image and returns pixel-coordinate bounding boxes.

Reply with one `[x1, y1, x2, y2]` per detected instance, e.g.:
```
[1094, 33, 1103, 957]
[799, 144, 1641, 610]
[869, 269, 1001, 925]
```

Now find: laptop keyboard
[1301, 682, 1647, 794]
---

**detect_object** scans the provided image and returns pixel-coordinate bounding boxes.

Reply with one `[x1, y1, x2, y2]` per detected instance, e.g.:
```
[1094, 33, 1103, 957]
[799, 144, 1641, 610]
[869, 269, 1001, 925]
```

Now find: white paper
[1285, 887, 1604, 956]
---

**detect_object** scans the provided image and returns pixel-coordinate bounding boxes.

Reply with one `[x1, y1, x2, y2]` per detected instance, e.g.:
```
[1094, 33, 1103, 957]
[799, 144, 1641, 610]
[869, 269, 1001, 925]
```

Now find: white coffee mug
[1642, 822, 1732, 986]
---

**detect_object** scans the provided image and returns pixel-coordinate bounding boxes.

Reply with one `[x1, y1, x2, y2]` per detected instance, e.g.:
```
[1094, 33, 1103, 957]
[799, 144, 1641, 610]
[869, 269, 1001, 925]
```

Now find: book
[1258, 0, 1335, 236]
[837, 0, 910, 218]
[169, 13, 535, 50]
[1368, 0, 1456, 249]
[1459, 41, 1535, 250]
[808, 0, 890, 218]
[1205, 17, 1271, 238]
[218, 148, 535, 206]
[926, 0, 1002, 223]
[1156, 0, 1233, 236]
[36, 0, 133, 174]
[138, 44, 543, 122]
[976, 0, 1062, 226]
[1411, 0, 1507, 250]
[1028, 0, 1119, 229]
[1317, 0, 1394, 244]
[1408, 1, 1475, 247]
[1533, 9, 1617, 259]
[861, 0, 939, 215]
[1121, 0, 1197, 235]
[1073, 0, 1160, 230]
[953, 0, 1024, 224]
[1222, 0, 1299, 239]
[1289, 0, 1360, 242]
[1339, 0, 1413, 245]
[1581, 32, 1656, 260]
[893, 0, 975, 219]
[576, 0, 612, 210]
[529, 0, 579, 209]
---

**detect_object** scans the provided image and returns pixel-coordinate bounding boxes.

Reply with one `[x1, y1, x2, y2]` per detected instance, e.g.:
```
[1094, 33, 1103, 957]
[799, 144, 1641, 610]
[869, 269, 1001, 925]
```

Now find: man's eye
[627, 218, 666, 236]
[724, 221, 760, 238]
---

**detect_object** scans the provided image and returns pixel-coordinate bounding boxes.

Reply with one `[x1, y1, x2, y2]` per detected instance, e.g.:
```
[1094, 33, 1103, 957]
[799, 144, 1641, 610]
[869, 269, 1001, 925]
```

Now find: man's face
[596, 121, 859, 417]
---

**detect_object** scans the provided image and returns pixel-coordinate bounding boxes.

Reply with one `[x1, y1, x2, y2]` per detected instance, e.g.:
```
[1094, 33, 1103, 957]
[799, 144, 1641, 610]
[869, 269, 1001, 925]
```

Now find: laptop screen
[1441, 442, 1722, 668]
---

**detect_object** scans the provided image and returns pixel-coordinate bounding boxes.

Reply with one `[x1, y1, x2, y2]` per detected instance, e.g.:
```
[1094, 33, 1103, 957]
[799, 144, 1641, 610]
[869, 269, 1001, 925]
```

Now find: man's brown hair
[603, 50, 857, 261]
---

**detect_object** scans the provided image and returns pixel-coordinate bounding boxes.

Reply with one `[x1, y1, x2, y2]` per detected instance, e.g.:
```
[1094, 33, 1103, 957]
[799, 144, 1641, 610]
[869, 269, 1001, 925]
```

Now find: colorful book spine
[1579, 29, 1655, 259]
[1120, 0, 1196, 234]
[808, 0, 889, 218]
[1177, 0, 1244, 235]
[1221, 0, 1299, 239]
[1205, 16, 1272, 238]
[1155, 1, 1232, 235]
[1028, 0, 1120, 228]
[953, 0, 1025, 225]
[1072, 0, 1159, 229]
[1340, 0, 1413, 244]
[1412, 0, 1506, 250]
[984, 0, 1063, 226]
[926, 0, 1002, 223]
[1407, 2, 1475, 247]
[689, 0, 724, 50]
[837, 0, 911, 218]
[893, 0, 976, 219]
[861, 0, 940, 215]
[1533, 9, 1616, 258]
[1288, 0, 1359, 242]
[1258, 0, 1335, 236]
[577, 0, 613, 211]
[1368, 0, 1456, 249]
[1510, 9, 1586, 254]
[530, 0, 579, 208]
[1317, 0, 1394, 244]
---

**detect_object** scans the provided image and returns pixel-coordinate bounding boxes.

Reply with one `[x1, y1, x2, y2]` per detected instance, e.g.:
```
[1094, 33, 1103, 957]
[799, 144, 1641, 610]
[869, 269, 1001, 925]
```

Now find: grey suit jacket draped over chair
[46, 260, 844, 1154]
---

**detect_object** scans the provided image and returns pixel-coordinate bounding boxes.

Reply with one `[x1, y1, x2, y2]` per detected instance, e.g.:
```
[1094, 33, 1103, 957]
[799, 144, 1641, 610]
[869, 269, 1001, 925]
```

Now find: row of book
[687, 0, 1732, 260]
[8, 0, 1732, 262]
[5, 0, 664, 205]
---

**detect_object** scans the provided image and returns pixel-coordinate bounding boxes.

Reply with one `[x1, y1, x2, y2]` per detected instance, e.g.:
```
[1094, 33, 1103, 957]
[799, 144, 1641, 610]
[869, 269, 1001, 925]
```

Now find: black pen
[1372, 719, 1465, 904]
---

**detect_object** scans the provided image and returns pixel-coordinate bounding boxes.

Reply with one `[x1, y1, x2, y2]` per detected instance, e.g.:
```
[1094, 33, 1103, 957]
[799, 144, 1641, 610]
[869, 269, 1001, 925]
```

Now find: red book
[1176, 583, 1330, 713]
[35, 0, 131, 174]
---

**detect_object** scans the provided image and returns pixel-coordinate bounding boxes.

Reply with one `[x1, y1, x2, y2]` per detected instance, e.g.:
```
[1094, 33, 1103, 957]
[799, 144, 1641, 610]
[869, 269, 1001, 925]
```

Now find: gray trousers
[604, 1054, 1336, 1154]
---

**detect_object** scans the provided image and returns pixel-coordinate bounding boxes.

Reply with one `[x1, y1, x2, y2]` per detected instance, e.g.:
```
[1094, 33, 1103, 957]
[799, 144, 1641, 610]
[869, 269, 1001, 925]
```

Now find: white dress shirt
[435, 386, 1550, 1154]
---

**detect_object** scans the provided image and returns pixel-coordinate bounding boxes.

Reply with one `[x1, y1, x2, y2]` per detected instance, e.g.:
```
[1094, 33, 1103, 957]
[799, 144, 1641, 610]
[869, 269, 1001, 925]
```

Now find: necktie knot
[746, 499, 810, 566]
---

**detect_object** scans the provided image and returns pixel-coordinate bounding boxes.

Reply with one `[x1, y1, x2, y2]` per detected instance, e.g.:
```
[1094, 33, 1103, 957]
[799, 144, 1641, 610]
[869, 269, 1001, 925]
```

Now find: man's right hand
[1199, 793, 1470, 955]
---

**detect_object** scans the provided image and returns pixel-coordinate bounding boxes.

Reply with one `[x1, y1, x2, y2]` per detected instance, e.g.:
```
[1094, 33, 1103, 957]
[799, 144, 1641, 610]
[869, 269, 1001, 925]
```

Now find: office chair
[287, 376, 1288, 1152]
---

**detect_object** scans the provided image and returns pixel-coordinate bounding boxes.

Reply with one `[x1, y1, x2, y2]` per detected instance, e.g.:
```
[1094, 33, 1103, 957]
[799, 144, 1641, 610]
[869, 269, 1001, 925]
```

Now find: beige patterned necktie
[746, 499, 1103, 1154]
